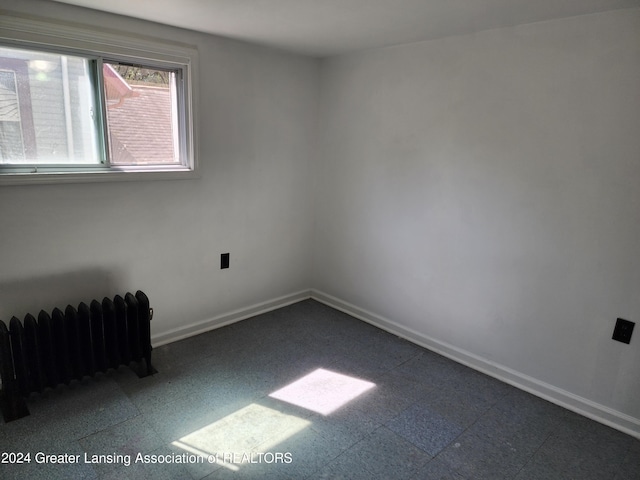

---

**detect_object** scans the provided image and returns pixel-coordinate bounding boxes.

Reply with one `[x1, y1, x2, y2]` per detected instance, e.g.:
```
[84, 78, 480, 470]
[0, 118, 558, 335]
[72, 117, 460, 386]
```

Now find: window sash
[101, 60, 184, 168]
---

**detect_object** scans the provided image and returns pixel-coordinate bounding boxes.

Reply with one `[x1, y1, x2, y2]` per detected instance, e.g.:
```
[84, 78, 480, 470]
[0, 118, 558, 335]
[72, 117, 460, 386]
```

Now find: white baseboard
[311, 289, 640, 440]
[151, 289, 312, 347]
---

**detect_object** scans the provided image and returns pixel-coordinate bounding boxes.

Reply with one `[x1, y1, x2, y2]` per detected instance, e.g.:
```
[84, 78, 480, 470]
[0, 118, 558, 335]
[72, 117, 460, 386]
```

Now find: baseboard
[311, 289, 640, 440]
[151, 289, 312, 347]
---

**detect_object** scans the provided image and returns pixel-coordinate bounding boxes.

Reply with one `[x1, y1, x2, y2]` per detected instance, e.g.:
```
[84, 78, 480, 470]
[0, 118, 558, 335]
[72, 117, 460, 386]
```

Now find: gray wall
[0, 0, 318, 337]
[313, 9, 640, 423]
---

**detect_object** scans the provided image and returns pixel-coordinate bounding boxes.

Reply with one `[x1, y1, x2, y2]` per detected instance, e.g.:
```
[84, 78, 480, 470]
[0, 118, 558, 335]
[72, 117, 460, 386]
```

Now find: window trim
[0, 14, 199, 185]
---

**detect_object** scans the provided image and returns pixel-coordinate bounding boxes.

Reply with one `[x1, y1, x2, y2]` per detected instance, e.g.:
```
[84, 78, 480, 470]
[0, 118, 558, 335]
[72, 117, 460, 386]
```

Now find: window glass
[103, 62, 180, 165]
[0, 46, 100, 165]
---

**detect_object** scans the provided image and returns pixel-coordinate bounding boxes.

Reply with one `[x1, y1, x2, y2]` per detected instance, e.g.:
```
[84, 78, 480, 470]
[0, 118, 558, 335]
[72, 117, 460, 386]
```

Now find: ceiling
[50, 0, 639, 57]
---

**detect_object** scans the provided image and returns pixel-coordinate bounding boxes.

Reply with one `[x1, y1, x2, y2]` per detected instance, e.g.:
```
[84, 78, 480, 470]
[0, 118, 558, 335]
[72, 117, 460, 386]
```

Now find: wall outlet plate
[612, 318, 635, 344]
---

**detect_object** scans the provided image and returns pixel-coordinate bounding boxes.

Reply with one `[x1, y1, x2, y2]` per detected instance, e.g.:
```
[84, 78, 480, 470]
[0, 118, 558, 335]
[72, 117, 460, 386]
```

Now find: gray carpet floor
[1, 299, 638, 479]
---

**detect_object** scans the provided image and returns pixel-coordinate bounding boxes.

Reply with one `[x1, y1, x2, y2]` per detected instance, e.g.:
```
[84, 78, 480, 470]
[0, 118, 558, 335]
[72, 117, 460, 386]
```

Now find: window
[0, 15, 198, 184]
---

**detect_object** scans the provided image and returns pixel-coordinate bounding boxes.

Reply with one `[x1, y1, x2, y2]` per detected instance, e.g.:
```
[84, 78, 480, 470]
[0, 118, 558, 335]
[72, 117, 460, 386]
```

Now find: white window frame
[0, 14, 199, 185]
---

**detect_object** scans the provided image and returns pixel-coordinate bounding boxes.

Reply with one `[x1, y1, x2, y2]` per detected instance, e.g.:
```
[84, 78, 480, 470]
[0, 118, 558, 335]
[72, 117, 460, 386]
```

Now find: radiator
[0, 290, 156, 423]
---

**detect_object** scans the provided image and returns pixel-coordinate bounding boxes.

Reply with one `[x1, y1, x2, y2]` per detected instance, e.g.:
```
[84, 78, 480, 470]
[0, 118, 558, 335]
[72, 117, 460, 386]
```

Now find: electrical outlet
[612, 318, 635, 344]
[221, 253, 230, 269]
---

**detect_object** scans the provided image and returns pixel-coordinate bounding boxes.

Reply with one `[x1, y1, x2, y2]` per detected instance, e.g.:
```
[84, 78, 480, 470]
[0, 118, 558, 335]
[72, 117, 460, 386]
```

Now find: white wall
[0, 0, 318, 340]
[313, 9, 640, 428]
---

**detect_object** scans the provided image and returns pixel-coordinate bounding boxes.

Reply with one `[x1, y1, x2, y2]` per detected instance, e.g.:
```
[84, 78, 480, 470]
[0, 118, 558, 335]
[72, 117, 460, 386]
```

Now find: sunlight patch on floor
[269, 368, 376, 415]
[172, 403, 310, 470]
